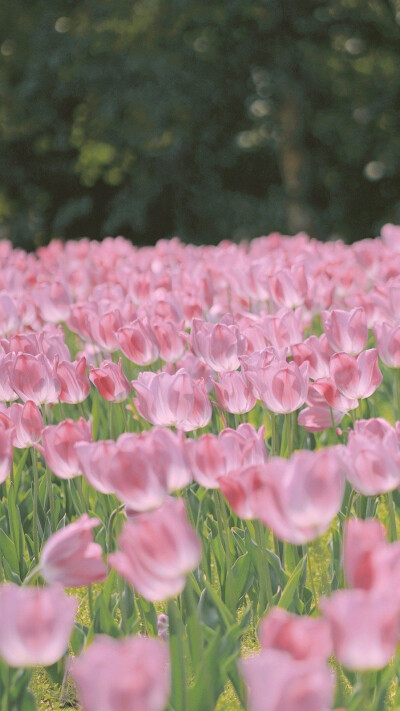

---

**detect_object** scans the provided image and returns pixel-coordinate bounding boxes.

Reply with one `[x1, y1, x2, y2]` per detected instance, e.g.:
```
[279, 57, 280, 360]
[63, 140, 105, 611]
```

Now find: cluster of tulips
[1, 225, 400, 710]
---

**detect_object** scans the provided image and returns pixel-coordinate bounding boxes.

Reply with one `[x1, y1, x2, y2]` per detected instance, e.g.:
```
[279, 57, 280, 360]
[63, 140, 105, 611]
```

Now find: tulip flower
[9, 352, 61, 405]
[0, 422, 14, 482]
[330, 348, 382, 400]
[0, 583, 77, 667]
[117, 317, 160, 365]
[8, 400, 43, 448]
[89, 358, 131, 402]
[109, 497, 202, 601]
[42, 418, 92, 479]
[152, 319, 186, 362]
[40, 514, 107, 587]
[132, 369, 212, 431]
[373, 321, 400, 368]
[213, 370, 256, 414]
[258, 608, 332, 662]
[246, 361, 309, 414]
[292, 334, 333, 380]
[321, 307, 368, 355]
[57, 357, 91, 404]
[191, 318, 246, 372]
[71, 635, 170, 711]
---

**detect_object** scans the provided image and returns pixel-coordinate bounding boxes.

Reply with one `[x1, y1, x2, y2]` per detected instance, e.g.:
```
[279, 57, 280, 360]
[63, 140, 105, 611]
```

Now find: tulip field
[2, 227, 400, 710]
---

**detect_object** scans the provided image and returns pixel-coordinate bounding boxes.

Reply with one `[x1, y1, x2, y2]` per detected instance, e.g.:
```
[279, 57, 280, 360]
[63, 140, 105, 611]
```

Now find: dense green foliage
[1, 0, 400, 249]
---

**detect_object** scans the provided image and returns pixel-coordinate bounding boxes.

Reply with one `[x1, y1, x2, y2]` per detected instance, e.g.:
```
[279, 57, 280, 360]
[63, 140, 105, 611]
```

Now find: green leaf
[225, 553, 251, 611]
[277, 555, 306, 611]
[0, 529, 19, 574]
[167, 600, 186, 711]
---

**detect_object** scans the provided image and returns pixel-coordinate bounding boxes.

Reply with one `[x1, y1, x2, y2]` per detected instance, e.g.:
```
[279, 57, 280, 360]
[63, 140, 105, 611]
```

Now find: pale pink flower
[152, 319, 186, 362]
[191, 319, 246, 372]
[213, 370, 256, 414]
[0, 293, 19, 335]
[9, 352, 61, 405]
[8, 400, 43, 448]
[40, 515, 107, 587]
[71, 635, 170, 711]
[109, 497, 202, 601]
[373, 321, 400, 368]
[57, 357, 91, 404]
[117, 317, 160, 365]
[345, 427, 400, 495]
[246, 361, 309, 414]
[0, 422, 14, 482]
[41, 418, 92, 479]
[75, 440, 118, 494]
[258, 608, 332, 661]
[330, 349, 382, 400]
[268, 264, 308, 309]
[33, 281, 71, 323]
[260, 308, 304, 351]
[0, 583, 77, 667]
[321, 307, 368, 355]
[132, 369, 211, 431]
[292, 335, 333, 380]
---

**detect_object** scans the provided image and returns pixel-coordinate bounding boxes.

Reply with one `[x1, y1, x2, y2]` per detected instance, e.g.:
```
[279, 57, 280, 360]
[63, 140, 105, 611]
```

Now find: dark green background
[1, 0, 400, 249]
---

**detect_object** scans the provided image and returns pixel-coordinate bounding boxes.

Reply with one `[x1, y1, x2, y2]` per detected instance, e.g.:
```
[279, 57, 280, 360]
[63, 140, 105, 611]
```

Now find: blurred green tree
[0, 0, 400, 248]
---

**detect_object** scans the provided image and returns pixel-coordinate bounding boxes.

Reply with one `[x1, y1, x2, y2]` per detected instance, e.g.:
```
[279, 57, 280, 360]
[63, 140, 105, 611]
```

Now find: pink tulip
[186, 424, 266, 489]
[191, 319, 246, 372]
[0, 422, 14, 483]
[246, 361, 309, 414]
[330, 349, 382, 400]
[40, 514, 107, 587]
[75, 440, 118, 494]
[240, 649, 334, 711]
[33, 281, 71, 323]
[42, 418, 92, 479]
[261, 308, 303, 351]
[71, 635, 170, 711]
[57, 357, 91, 404]
[8, 400, 43, 448]
[132, 369, 212, 431]
[126, 427, 191, 491]
[9, 352, 61, 405]
[320, 589, 400, 670]
[109, 497, 202, 601]
[89, 358, 131, 402]
[343, 518, 399, 591]
[268, 265, 308, 309]
[258, 608, 332, 661]
[87, 308, 123, 351]
[373, 321, 400, 368]
[0, 583, 77, 667]
[106, 437, 168, 512]
[219, 464, 268, 519]
[292, 335, 333, 380]
[298, 399, 343, 433]
[310, 378, 358, 413]
[117, 317, 160, 365]
[345, 426, 400, 495]
[0, 354, 19, 401]
[152, 319, 186, 362]
[39, 327, 71, 362]
[0, 293, 19, 335]
[321, 307, 368, 355]
[213, 370, 256, 414]
[228, 448, 345, 543]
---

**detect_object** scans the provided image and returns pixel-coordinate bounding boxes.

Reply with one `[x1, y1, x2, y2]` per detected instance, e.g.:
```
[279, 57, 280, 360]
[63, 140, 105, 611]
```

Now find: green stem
[387, 492, 397, 542]
[254, 521, 273, 614]
[307, 547, 318, 608]
[118, 576, 127, 633]
[285, 412, 293, 457]
[87, 584, 94, 622]
[46, 467, 56, 533]
[214, 490, 232, 598]
[31, 449, 39, 564]
[2, 664, 9, 711]
[270, 411, 277, 455]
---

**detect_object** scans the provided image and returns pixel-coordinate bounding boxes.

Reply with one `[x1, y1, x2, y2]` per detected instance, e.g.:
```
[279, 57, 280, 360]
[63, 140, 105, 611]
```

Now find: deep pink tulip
[109, 497, 202, 601]
[152, 319, 186, 362]
[57, 357, 91, 404]
[8, 400, 43, 448]
[321, 307, 368, 355]
[42, 418, 92, 479]
[258, 608, 332, 661]
[75, 440, 118, 494]
[186, 424, 266, 489]
[0, 422, 14, 482]
[345, 426, 400, 495]
[71, 635, 170, 711]
[240, 649, 334, 711]
[191, 319, 246, 372]
[213, 370, 256, 414]
[132, 369, 212, 431]
[292, 335, 333, 380]
[246, 361, 309, 414]
[320, 589, 400, 670]
[310, 378, 358, 413]
[89, 358, 131, 402]
[9, 352, 61, 405]
[40, 515, 107, 587]
[330, 349, 382, 400]
[0, 583, 77, 667]
[117, 317, 160, 365]
[373, 321, 400, 368]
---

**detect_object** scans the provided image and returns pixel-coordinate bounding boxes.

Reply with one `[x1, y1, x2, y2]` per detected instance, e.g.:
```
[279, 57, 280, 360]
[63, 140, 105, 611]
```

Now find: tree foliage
[1, 0, 400, 248]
